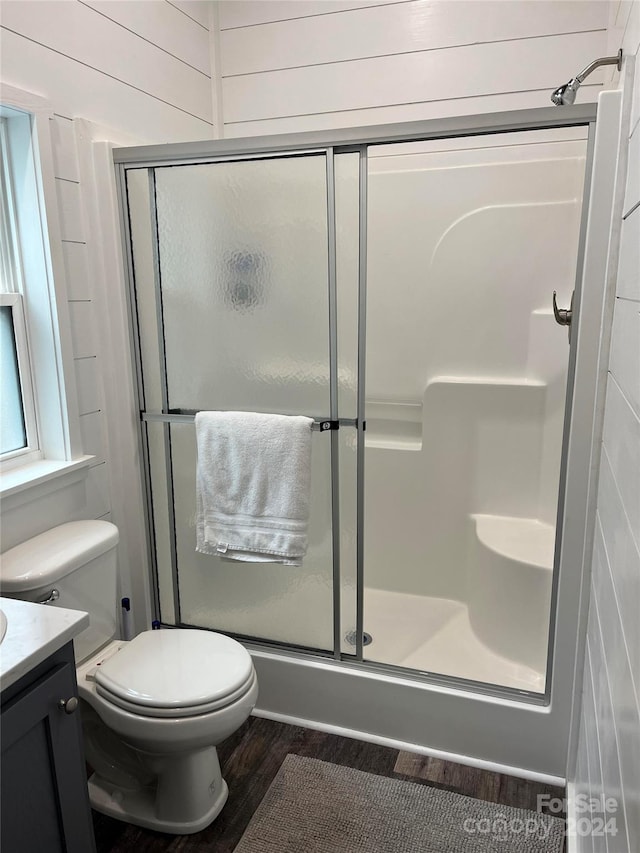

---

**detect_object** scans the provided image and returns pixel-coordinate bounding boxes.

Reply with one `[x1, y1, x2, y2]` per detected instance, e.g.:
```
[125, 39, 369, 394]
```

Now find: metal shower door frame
[118, 148, 343, 654]
[114, 102, 600, 707]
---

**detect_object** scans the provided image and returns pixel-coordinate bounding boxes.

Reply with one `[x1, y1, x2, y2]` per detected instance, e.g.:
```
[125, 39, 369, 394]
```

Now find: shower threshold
[362, 588, 545, 693]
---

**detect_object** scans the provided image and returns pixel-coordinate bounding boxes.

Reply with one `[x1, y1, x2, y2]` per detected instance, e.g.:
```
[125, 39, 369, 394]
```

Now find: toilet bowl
[0, 521, 258, 835]
[77, 629, 258, 833]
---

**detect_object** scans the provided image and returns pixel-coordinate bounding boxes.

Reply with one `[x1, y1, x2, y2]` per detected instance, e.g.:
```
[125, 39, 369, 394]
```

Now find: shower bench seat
[468, 513, 555, 675]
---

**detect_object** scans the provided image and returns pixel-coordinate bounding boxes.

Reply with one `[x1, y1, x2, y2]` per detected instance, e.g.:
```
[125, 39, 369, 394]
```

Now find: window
[0, 87, 87, 492]
[1, 117, 39, 467]
[0, 298, 37, 457]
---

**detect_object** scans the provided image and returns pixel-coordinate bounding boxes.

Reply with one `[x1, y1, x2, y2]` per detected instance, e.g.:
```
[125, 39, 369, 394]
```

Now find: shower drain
[345, 630, 373, 647]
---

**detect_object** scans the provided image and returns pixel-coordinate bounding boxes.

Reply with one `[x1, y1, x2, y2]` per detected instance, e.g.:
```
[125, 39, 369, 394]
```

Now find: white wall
[216, 0, 609, 136]
[569, 2, 640, 852]
[0, 0, 217, 630]
[0, 0, 215, 142]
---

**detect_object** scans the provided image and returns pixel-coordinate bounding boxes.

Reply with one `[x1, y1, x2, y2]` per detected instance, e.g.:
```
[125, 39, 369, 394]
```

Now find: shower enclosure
[114, 101, 615, 777]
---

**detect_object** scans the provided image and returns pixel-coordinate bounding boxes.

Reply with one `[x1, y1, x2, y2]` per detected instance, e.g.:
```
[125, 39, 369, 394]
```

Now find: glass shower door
[360, 128, 589, 693]
[125, 153, 337, 651]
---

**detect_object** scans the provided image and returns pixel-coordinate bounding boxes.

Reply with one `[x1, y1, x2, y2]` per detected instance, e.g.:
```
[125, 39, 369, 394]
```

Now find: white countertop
[0, 597, 89, 692]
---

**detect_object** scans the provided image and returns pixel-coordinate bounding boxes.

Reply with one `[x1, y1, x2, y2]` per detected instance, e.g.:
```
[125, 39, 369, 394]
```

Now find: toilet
[0, 520, 258, 835]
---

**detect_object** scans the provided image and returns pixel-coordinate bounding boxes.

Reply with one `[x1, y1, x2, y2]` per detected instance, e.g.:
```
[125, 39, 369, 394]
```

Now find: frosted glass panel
[335, 153, 359, 419]
[154, 155, 331, 417]
[126, 168, 163, 412]
[334, 152, 360, 650]
[171, 423, 334, 649]
[126, 152, 337, 652]
[338, 426, 358, 654]
[145, 422, 175, 624]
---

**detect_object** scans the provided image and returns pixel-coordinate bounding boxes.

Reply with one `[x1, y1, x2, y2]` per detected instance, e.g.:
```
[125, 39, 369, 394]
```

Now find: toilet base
[88, 772, 229, 835]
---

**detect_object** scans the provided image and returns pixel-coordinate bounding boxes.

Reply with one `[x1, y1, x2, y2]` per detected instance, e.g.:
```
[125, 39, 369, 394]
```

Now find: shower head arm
[551, 49, 623, 105]
[574, 49, 622, 84]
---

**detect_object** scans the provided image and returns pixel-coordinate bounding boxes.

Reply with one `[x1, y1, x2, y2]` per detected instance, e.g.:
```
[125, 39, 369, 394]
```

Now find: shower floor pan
[362, 587, 545, 693]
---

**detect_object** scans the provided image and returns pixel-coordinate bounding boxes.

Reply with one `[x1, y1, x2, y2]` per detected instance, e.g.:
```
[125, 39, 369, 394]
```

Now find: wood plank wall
[50, 116, 110, 522]
[571, 3, 640, 852]
[216, 0, 610, 137]
[0, 0, 214, 142]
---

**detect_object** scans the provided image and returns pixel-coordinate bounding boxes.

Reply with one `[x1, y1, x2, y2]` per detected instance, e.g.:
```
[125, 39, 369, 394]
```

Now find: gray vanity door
[1, 651, 96, 853]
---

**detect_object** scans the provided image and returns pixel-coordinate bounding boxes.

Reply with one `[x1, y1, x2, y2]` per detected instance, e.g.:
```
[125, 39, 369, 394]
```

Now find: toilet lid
[95, 630, 254, 711]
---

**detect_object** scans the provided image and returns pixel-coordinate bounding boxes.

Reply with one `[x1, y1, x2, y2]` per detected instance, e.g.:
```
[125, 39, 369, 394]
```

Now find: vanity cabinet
[1, 642, 96, 853]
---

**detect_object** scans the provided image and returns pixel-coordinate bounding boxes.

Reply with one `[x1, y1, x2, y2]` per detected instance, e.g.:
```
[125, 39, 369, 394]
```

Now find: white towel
[195, 411, 313, 566]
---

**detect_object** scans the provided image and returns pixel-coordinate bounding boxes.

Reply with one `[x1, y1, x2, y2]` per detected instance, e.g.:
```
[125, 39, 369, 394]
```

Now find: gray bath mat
[233, 754, 564, 853]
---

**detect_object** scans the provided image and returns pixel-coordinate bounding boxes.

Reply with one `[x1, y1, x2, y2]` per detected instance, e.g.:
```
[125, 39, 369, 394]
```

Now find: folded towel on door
[195, 411, 313, 566]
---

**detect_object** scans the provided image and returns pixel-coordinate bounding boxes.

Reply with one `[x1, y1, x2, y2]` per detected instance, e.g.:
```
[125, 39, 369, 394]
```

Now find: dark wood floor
[93, 715, 565, 852]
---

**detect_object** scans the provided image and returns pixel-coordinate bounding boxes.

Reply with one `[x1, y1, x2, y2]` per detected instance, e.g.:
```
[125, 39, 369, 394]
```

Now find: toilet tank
[0, 520, 120, 663]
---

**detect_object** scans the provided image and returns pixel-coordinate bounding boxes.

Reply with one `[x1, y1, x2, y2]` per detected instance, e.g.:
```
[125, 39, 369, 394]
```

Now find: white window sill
[0, 456, 95, 509]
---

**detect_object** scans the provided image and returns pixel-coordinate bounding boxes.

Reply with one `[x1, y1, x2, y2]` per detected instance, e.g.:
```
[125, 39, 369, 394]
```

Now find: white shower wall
[361, 131, 587, 683]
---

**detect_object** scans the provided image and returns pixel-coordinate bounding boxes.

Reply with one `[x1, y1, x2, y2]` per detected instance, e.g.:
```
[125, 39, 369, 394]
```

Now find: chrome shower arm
[574, 49, 622, 83]
[551, 49, 622, 105]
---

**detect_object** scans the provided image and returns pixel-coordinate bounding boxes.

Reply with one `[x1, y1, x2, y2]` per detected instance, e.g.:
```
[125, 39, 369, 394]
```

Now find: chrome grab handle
[38, 588, 60, 605]
[552, 291, 572, 326]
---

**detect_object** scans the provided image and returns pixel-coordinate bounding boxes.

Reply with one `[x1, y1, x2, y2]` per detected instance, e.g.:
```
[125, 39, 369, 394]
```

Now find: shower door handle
[552, 291, 572, 325]
[552, 291, 573, 343]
